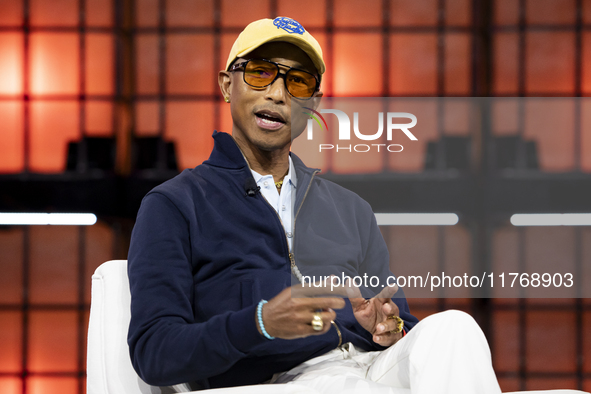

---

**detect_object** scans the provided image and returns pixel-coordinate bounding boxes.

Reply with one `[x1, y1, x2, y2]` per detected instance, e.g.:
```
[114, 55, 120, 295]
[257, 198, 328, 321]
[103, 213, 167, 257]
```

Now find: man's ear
[218, 70, 232, 102]
[308, 90, 323, 111]
[290, 90, 324, 140]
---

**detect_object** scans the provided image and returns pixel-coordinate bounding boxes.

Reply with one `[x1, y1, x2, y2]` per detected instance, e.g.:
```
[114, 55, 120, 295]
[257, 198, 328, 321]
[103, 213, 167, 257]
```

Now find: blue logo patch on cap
[273, 17, 305, 35]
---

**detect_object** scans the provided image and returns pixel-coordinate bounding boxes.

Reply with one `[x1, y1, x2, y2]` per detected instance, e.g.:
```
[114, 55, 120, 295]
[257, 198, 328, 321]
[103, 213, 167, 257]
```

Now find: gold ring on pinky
[311, 313, 324, 331]
[387, 315, 404, 334]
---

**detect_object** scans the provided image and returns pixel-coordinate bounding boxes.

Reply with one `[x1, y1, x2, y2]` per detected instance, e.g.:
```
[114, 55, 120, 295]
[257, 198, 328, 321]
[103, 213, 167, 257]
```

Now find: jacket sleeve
[127, 191, 267, 386]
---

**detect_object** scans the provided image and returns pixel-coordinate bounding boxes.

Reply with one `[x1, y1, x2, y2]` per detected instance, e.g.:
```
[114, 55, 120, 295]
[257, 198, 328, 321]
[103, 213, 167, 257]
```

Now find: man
[128, 17, 502, 393]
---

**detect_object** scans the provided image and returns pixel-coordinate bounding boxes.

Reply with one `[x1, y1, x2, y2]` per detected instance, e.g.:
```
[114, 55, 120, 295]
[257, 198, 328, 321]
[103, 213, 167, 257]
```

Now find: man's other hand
[349, 284, 403, 347]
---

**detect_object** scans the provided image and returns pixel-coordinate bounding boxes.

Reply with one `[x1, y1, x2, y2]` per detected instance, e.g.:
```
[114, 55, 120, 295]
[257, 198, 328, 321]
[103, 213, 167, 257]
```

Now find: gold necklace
[274, 169, 289, 192]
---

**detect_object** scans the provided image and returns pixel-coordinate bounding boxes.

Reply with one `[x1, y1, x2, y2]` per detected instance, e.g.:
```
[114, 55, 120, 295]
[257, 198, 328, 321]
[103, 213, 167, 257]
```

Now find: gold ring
[387, 315, 404, 334]
[311, 313, 324, 331]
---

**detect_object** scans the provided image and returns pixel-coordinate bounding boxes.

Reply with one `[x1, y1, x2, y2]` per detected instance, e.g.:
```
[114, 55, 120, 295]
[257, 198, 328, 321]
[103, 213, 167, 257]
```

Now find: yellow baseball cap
[225, 17, 325, 75]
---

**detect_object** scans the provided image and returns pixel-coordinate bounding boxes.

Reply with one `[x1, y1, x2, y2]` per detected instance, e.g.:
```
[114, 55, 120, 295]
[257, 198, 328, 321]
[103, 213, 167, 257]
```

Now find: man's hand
[349, 284, 403, 347]
[259, 285, 346, 339]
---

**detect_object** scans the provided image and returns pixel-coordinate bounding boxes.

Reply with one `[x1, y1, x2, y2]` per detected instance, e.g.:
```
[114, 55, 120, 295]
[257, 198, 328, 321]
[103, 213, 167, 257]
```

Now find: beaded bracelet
[257, 300, 275, 340]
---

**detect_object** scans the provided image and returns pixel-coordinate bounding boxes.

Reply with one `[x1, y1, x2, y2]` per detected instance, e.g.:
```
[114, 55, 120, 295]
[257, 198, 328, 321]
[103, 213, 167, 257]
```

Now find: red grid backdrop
[0, 0, 590, 393]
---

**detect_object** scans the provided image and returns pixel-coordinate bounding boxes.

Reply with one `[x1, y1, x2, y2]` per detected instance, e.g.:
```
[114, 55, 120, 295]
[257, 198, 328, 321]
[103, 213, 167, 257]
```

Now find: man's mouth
[255, 110, 286, 130]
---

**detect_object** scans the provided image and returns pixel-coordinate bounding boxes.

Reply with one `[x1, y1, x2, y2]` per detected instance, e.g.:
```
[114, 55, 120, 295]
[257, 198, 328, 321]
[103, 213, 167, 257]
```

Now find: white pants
[271, 310, 502, 394]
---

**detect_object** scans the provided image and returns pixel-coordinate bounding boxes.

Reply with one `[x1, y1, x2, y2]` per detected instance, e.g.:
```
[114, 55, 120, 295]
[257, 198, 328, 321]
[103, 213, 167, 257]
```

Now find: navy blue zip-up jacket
[127, 131, 418, 389]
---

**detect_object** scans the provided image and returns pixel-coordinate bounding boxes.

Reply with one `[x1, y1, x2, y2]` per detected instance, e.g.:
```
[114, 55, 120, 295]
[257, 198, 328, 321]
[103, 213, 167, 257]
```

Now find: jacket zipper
[290, 169, 320, 282]
[255, 169, 343, 349]
[293, 170, 343, 351]
[258, 169, 320, 282]
[231, 141, 320, 281]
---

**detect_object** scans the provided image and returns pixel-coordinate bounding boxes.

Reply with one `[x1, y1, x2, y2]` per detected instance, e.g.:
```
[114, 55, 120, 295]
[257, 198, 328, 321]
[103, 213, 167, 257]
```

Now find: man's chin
[252, 136, 291, 153]
[257, 143, 291, 153]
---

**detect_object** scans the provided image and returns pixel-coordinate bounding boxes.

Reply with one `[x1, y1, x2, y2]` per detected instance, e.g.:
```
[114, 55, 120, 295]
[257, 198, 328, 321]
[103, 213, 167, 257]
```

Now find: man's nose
[265, 73, 288, 103]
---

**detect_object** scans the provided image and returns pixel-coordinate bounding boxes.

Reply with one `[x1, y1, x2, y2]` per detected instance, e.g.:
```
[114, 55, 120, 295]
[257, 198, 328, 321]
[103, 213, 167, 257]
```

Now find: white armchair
[86, 260, 586, 394]
[87, 259, 319, 394]
[87, 259, 181, 394]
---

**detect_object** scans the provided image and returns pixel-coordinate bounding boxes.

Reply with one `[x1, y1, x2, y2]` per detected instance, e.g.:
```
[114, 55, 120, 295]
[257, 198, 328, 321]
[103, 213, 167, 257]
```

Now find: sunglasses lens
[243, 60, 278, 87]
[286, 70, 317, 98]
[242, 59, 318, 98]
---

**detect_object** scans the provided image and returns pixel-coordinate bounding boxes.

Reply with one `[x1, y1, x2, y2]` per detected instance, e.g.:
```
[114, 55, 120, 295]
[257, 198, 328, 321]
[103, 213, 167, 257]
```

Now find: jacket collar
[204, 131, 320, 178]
[203, 131, 247, 170]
